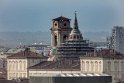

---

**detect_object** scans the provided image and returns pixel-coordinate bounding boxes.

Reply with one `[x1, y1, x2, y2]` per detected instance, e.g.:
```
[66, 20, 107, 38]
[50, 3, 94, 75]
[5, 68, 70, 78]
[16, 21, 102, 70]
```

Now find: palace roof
[29, 58, 80, 71]
[7, 48, 48, 59]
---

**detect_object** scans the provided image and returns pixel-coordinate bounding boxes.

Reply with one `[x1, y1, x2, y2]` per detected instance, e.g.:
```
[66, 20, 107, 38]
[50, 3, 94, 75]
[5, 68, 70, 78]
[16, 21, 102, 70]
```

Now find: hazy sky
[0, 0, 124, 32]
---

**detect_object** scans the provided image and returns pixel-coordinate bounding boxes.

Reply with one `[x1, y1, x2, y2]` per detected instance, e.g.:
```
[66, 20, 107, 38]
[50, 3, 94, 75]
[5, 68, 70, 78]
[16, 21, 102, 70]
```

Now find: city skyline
[0, 0, 124, 32]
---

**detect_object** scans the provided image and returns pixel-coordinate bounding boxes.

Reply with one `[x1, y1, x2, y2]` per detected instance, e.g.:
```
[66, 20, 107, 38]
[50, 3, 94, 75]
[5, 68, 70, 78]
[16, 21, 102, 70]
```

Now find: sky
[0, 0, 124, 32]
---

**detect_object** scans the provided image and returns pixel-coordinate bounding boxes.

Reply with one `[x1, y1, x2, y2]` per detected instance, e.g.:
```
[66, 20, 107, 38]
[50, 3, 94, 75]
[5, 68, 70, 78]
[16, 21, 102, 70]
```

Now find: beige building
[80, 57, 103, 74]
[80, 56, 124, 83]
[7, 48, 48, 80]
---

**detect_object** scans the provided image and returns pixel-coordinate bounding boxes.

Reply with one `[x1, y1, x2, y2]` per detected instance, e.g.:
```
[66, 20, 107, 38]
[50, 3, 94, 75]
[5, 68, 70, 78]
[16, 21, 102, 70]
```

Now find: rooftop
[52, 16, 70, 21]
[29, 58, 80, 71]
[80, 49, 124, 59]
[7, 48, 48, 59]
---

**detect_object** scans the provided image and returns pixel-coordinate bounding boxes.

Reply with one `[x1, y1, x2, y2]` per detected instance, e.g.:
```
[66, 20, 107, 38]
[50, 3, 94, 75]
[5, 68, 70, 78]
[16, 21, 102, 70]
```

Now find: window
[54, 23, 57, 26]
[16, 61, 18, 70]
[9, 61, 11, 70]
[73, 35, 76, 39]
[99, 61, 101, 72]
[23, 61, 26, 70]
[82, 61, 85, 71]
[64, 23, 66, 26]
[91, 62, 94, 72]
[12, 61, 15, 70]
[19, 61, 22, 71]
[95, 61, 98, 72]
[114, 61, 118, 71]
[86, 61, 89, 72]
[54, 35, 57, 46]
[63, 35, 67, 42]
[121, 61, 124, 71]
[77, 36, 79, 39]
[108, 61, 111, 71]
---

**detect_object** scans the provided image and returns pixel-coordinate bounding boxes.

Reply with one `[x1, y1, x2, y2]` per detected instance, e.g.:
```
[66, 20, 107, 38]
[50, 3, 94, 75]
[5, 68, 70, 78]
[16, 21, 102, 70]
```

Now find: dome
[69, 28, 83, 40]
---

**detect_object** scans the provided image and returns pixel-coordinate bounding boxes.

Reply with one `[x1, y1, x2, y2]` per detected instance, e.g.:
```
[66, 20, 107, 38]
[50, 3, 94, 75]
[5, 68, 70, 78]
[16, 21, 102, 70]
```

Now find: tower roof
[52, 16, 70, 21]
[69, 12, 83, 40]
[74, 11, 78, 29]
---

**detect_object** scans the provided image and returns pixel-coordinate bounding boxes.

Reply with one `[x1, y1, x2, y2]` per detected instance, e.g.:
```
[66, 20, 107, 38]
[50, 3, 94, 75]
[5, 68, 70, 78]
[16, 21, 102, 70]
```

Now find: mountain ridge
[0, 31, 109, 47]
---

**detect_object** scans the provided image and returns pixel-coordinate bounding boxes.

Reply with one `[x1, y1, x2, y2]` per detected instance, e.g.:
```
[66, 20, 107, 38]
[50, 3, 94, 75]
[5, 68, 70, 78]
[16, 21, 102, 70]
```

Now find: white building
[7, 48, 48, 80]
[80, 55, 124, 83]
[110, 26, 124, 54]
[7, 48, 124, 83]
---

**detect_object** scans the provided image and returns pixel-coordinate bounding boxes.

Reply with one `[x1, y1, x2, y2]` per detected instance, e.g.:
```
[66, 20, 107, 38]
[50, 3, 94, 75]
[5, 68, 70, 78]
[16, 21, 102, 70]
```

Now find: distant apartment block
[107, 26, 124, 54]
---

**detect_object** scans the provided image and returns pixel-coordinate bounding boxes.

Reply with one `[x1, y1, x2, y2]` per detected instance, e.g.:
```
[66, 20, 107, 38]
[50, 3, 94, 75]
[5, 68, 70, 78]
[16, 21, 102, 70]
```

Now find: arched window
[23, 61, 26, 70]
[77, 35, 79, 39]
[99, 61, 101, 72]
[9, 61, 11, 70]
[82, 61, 85, 71]
[63, 35, 67, 42]
[54, 23, 57, 26]
[16, 61, 18, 70]
[19, 61, 22, 71]
[91, 61, 94, 72]
[114, 61, 118, 71]
[86, 61, 89, 72]
[64, 23, 66, 26]
[108, 61, 111, 71]
[95, 61, 98, 72]
[12, 61, 15, 70]
[73, 35, 76, 39]
[70, 35, 72, 39]
[121, 61, 124, 71]
[54, 35, 57, 46]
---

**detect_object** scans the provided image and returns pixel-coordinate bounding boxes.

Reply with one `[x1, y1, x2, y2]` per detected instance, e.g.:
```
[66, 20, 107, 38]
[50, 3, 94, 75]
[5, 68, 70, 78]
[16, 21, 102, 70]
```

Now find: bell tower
[51, 16, 72, 48]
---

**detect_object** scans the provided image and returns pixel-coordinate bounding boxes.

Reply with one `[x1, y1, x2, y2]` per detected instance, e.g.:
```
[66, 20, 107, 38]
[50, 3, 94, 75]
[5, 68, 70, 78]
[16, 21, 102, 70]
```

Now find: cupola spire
[74, 11, 78, 29]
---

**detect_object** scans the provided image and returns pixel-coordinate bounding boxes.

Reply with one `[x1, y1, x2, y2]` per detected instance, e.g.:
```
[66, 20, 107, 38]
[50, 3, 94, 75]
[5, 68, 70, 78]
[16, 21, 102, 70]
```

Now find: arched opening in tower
[54, 35, 57, 46]
[63, 35, 67, 42]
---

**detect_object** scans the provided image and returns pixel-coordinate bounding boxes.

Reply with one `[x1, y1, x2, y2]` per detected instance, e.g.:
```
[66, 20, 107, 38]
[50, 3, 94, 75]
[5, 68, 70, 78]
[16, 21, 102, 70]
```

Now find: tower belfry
[51, 16, 72, 48]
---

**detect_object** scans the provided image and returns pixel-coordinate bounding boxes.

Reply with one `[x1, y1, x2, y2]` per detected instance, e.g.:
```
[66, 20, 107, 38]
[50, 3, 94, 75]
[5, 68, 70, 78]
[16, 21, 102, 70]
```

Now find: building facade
[7, 48, 48, 80]
[80, 56, 124, 83]
[108, 26, 124, 54]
